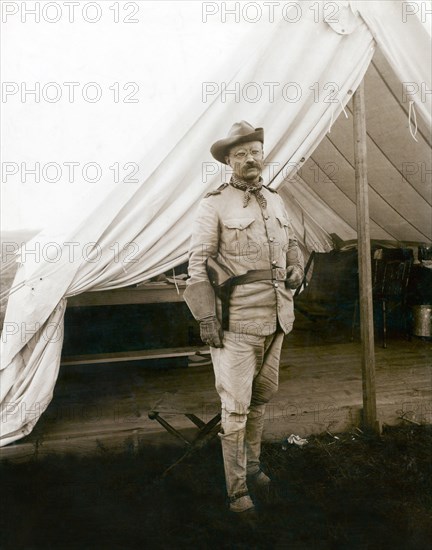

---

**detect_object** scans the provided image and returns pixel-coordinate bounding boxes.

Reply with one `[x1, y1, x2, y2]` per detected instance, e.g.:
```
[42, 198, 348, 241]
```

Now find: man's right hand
[199, 316, 224, 348]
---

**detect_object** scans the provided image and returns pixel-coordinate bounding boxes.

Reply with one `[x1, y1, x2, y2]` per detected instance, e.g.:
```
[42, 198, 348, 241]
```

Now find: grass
[1, 424, 431, 550]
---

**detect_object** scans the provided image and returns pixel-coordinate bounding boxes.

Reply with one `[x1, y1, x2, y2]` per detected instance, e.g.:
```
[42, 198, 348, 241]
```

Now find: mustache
[243, 161, 261, 169]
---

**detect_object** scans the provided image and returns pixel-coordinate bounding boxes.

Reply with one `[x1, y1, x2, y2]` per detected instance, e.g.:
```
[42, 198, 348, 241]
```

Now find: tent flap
[1, 1, 431, 446]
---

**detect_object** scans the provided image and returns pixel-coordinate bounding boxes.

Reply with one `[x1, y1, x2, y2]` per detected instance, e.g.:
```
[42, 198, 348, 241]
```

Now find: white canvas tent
[289, 46, 431, 245]
[1, 1, 431, 446]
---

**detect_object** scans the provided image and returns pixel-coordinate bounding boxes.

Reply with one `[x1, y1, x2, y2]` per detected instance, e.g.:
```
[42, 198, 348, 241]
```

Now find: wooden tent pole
[353, 80, 380, 434]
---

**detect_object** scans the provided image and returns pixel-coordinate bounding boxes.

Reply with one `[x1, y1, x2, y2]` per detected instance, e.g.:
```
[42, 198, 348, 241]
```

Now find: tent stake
[353, 81, 380, 435]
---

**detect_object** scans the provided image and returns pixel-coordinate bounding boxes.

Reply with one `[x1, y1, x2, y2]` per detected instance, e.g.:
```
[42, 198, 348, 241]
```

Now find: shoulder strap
[204, 182, 229, 198]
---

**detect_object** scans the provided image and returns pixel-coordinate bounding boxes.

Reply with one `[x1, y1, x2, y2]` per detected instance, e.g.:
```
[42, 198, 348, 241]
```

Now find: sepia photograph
[1, 1, 431, 548]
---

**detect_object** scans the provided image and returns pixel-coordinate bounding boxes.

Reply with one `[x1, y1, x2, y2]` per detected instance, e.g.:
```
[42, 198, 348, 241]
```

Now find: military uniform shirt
[187, 183, 304, 336]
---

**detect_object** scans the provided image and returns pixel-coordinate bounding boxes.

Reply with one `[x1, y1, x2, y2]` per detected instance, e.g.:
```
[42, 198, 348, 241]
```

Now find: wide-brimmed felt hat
[210, 121, 264, 164]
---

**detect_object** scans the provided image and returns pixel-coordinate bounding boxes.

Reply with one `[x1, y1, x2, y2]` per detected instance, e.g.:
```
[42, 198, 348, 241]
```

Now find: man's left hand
[285, 266, 303, 289]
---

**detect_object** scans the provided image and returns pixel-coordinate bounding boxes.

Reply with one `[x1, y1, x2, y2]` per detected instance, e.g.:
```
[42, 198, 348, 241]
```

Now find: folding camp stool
[148, 391, 221, 475]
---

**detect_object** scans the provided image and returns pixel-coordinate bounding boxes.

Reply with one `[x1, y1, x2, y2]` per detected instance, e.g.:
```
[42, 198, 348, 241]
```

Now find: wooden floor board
[1, 333, 430, 461]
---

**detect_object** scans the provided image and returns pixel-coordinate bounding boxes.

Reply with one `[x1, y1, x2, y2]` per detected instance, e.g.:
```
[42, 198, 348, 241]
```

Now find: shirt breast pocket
[276, 216, 291, 245]
[222, 217, 255, 252]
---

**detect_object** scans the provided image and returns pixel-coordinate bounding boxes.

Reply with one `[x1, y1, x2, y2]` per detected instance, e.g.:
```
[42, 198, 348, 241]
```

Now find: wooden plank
[150, 391, 220, 414]
[61, 346, 210, 366]
[353, 81, 379, 433]
[2, 338, 430, 462]
[67, 283, 185, 307]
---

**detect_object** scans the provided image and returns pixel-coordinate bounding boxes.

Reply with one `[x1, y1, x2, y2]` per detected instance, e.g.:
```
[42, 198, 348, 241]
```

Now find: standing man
[184, 121, 304, 514]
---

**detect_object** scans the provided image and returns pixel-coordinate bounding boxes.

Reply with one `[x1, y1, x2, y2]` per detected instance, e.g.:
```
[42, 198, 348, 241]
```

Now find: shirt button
[272, 260, 277, 265]
[269, 237, 274, 242]
[264, 215, 269, 220]
[274, 283, 279, 288]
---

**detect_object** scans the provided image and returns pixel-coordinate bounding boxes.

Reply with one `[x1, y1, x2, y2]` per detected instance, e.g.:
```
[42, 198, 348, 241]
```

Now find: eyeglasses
[231, 149, 263, 160]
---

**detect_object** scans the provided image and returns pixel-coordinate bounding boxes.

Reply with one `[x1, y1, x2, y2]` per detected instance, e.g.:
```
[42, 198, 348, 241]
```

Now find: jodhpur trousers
[210, 330, 285, 500]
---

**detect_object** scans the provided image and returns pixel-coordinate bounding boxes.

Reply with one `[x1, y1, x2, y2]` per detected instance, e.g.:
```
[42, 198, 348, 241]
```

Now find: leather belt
[232, 268, 286, 285]
[216, 267, 287, 331]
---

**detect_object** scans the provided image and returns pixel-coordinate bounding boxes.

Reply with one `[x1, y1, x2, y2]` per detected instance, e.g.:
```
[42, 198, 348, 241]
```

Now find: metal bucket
[412, 305, 432, 338]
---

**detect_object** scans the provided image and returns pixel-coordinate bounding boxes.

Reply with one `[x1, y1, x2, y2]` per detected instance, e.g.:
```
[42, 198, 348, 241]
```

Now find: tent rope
[328, 98, 349, 134]
[301, 210, 309, 252]
[171, 268, 180, 295]
[408, 101, 419, 142]
[0, 281, 26, 304]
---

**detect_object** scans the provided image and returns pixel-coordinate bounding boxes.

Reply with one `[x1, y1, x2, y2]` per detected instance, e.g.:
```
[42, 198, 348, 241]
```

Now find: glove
[199, 316, 224, 348]
[285, 266, 303, 289]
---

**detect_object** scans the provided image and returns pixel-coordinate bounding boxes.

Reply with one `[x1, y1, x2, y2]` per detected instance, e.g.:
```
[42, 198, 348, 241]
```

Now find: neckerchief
[230, 176, 267, 209]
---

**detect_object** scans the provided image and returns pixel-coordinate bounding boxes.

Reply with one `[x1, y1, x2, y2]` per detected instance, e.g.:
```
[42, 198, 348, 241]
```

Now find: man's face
[226, 140, 264, 183]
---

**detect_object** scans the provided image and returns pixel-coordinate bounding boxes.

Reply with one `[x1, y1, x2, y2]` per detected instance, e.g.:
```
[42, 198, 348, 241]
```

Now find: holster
[205, 257, 283, 331]
[206, 257, 233, 331]
[204, 256, 292, 331]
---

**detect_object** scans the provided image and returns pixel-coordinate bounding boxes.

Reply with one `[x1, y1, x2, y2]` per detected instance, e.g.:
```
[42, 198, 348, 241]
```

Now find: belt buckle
[273, 268, 286, 281]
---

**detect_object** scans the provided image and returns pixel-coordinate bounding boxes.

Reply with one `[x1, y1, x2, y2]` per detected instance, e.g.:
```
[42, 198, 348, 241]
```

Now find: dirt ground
[1, 424, 431, 550]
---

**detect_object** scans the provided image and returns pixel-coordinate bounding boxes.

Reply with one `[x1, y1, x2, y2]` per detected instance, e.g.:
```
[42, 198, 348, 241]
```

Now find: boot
[245, 404, 267, 477]
[246, 404, 271, 501]
[229, 495, 255, 514]
[219, 425, 252, 512]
